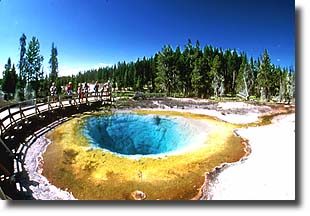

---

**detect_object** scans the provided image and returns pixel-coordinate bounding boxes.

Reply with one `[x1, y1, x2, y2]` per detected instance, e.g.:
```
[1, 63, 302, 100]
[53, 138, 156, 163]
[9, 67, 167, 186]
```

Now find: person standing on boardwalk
[77, 83, 84, 103]
[94, 80, 99, 97]
[66, 82, 73, 104]
[84, 83, 89, 99]
[50, 82, 57, 102]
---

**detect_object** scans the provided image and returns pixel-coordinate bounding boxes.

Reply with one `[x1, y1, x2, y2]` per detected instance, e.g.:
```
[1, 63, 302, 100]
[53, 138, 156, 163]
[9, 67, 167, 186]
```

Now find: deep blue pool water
[82, 113, 202, 157]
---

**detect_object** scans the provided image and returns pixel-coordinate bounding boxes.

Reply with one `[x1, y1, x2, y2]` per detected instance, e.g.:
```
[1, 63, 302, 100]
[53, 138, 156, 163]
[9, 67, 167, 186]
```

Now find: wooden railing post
[34, 99, 38, 117]
[0, 119, 5, 135]
[19, 103, 26, 122]
[0, 186, 10, 200]
[58, 95, 63, 108]
[72, 96, 76, 106]
[0, 138, 14, 157]
[8, 107, 17, 128]
[47, 96, 51, 111]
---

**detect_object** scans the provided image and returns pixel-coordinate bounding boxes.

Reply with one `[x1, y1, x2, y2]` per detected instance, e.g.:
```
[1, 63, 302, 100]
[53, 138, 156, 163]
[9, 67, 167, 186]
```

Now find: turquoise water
[82, 113, 203, 157]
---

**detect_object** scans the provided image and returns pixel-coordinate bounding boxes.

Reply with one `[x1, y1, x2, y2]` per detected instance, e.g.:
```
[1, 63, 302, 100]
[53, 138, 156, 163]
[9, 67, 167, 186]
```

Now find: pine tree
[2, 58, 12, 97]
[234, 50, 242, 95]
[4, 57, 11, 72]
[134, 58, 143, 90]
[2, 58, 18, 100]
[174, 46, 186, 95]
[181, 39, 195, 96]
[17, 33, 27, 91]
[257, 49, 272, 100]
[223, 50, 232, 94]
[275, 66, 284, 102]
[25, 36, 44, 98]
[11, 64, 18, 97]
[285, 69, 295, 104]
[191, 58, 203, 97]
[155, 45, 178, 96]
[253, 58, 261, 97]
[248, 57, 257, 96]
[149, 56, 157, 92]
[202, 45, 213, 97]
[49, 42, 58, 82]
[210, 55, 222, 97]
[190, 41, 203, 97]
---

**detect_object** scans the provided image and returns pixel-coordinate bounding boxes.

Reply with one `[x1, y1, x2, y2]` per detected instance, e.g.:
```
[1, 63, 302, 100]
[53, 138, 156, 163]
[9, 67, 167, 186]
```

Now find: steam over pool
[82, 113, 205, 157]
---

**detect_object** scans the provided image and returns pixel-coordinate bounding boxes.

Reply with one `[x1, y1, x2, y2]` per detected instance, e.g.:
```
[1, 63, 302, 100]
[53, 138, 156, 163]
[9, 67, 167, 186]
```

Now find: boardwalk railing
[0, 90, 112, 199]
[0, 91, 112, 135]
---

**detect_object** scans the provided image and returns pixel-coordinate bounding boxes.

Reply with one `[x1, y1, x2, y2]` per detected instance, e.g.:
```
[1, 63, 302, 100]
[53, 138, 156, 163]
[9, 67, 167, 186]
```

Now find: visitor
[102, 80, 111, 97]
[84, 83, 89, 99]
[94, 80, 99, 97]
[50, 82, 57, 102]
[107, 80, 112, 99]
[66, 81, 73, 104]
[101, 82, 106, 97]
[77, 83, 84, 103]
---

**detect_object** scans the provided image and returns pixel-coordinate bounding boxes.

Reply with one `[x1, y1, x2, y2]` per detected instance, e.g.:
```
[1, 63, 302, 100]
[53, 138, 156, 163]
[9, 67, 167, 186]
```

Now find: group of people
[49, 80, 112, 103]
[76, 82, 90, 102]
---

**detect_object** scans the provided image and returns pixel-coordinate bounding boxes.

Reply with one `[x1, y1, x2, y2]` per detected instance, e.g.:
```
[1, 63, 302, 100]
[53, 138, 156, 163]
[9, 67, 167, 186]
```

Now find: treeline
[1, 36, 295, 103]
[75, 39, 295, 102]
[1, 33, 53, 100]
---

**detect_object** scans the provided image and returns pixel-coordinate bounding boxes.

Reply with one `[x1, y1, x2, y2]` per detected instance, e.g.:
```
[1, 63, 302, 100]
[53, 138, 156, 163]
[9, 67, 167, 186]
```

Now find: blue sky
[0, 0, 295, 77]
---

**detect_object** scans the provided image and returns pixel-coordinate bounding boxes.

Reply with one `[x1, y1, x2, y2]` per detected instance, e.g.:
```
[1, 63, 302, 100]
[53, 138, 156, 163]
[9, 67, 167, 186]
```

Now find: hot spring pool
[82, 113, 205, 157]
[43, 110, 246, 200]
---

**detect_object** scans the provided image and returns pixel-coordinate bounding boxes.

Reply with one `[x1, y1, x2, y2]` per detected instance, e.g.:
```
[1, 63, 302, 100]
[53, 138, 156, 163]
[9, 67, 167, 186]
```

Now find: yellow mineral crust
[42, 110, 246, 200]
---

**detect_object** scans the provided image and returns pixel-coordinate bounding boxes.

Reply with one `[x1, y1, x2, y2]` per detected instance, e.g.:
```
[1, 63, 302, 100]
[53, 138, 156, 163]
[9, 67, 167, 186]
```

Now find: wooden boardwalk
[0, 91, 113, 199]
